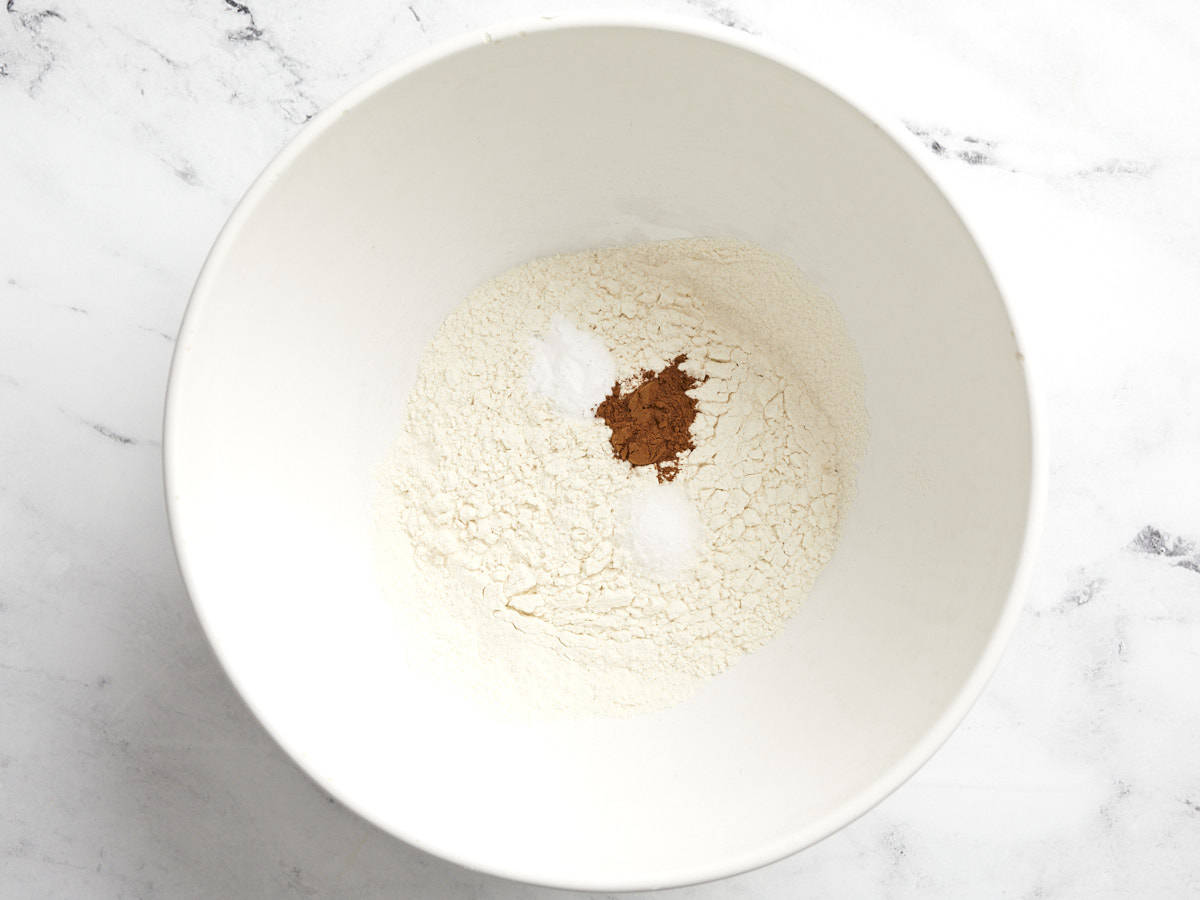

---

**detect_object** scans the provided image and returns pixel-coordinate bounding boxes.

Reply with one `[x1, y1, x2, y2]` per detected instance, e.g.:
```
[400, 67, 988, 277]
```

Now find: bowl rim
[164, 11, 1046, 892]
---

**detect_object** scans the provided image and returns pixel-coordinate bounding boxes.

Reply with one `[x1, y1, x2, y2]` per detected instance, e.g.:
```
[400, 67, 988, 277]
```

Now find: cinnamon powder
[595, 355, 702, 482]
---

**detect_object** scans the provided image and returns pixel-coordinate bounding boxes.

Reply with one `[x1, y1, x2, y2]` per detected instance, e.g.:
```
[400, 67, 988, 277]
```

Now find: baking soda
[528, 314, 615, 417]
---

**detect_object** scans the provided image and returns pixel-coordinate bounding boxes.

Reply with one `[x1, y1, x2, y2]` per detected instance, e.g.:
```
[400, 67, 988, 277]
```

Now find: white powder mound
[528, 314, 616, 417]
[627, 482, 702, 580]
[377, 238, 868, 719]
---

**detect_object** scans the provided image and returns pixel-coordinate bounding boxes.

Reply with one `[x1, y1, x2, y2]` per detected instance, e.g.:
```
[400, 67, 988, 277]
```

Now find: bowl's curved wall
[166, 20, 1036, 891]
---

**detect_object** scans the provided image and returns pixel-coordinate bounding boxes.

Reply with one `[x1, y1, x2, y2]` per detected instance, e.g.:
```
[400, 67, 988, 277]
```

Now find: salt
[627, 481, 702, 580]
[528, 315, 615, 418]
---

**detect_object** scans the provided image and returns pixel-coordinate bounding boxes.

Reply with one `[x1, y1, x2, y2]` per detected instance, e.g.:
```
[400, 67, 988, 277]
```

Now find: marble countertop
[3, 0, 1198, 896]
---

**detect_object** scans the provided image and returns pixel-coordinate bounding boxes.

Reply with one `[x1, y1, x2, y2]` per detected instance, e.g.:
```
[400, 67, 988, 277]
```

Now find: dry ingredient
[528, 314, 615, 417]
[626, 481, 702, 579]
[595, 355, 702, 482]
[377, 238, 867, 718]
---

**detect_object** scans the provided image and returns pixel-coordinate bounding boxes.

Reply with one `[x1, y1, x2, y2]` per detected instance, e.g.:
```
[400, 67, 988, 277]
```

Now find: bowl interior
[167, 21, 1034, 891]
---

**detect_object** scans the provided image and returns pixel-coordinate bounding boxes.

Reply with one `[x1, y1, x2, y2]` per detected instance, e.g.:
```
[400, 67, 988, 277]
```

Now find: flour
[377, 238, 867, 718]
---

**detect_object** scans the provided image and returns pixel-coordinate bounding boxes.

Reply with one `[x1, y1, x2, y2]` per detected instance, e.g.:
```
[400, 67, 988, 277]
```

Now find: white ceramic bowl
[165, 15, 1040, 892]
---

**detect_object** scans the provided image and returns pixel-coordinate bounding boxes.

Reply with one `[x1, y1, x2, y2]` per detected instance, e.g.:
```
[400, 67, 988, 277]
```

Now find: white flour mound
[377, 239, 867, 718]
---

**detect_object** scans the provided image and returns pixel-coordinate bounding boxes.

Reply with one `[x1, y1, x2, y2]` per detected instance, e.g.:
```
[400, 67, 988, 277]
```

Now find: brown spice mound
[595, 355, 703, 482]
